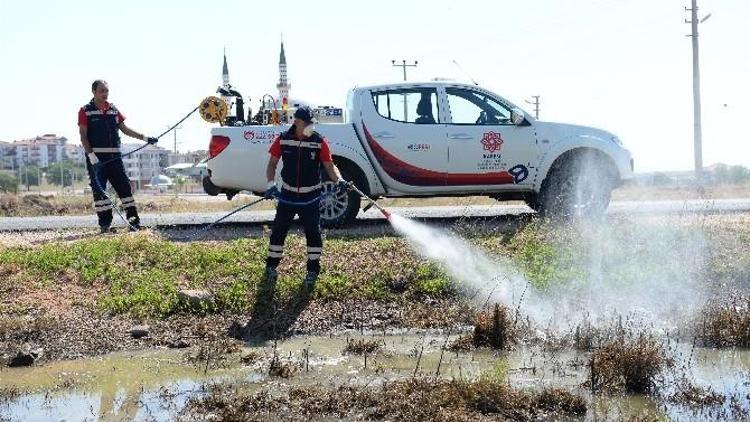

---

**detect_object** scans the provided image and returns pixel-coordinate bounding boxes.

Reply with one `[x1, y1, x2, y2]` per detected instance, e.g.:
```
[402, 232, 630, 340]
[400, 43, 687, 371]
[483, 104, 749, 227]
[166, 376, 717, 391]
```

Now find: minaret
[276, 41, 290, 111]
[222, 48, 230, 88]
[221, 48, 232, 112]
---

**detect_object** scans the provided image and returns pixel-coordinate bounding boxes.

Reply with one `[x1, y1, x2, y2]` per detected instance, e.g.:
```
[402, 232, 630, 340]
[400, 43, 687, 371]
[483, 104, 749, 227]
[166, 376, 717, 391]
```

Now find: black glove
[336, 179, 351, 192]
[264, 182, 279, 199]
[146, 137, 158, 145]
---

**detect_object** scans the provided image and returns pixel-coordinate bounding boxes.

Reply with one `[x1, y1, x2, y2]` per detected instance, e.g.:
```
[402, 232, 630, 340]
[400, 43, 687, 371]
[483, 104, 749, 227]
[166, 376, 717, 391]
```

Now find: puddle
[1, 331, 749, 420]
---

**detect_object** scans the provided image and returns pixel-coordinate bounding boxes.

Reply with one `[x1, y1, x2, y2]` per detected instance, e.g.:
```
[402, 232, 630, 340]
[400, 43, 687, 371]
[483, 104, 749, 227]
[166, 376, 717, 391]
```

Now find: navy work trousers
[266, 198, 322, 273]
[86, 154, 139, 228]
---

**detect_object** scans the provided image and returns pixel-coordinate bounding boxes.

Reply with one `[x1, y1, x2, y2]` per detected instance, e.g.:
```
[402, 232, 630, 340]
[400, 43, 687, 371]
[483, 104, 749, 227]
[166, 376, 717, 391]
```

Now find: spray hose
[175, 182, 384, 240]
[174, 192, 325, 240]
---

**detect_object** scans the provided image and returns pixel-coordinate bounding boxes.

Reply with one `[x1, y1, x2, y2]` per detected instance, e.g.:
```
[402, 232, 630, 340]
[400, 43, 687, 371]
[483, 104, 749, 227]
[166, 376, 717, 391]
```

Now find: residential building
[12, 134, 68, 167]
[167, 150, 207, 167]
[121, 143, 169, 190]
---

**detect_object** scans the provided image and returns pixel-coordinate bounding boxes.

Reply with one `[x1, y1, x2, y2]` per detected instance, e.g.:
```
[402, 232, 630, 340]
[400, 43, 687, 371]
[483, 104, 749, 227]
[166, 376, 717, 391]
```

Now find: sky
[0, 0, 747, 172]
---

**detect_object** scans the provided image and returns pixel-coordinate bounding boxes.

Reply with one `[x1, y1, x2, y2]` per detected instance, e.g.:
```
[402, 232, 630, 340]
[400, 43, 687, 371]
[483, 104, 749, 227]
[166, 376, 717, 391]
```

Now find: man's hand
[264, 181, 279, 199]
[146, 136, 158, 145]
[87, 152, 99, 165]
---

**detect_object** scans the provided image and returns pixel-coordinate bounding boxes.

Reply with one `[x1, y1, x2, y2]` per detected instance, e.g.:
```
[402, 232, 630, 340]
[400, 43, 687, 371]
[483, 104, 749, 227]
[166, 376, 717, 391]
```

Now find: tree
[17, 165, 40, 188]
[173, 175, 188, 197]
[727, 165, 750, 184]
[0, 172, 18, 194]
[47, 160, 86, 187]
[714, 164, 750, 185]
[650, 172, 673, 186]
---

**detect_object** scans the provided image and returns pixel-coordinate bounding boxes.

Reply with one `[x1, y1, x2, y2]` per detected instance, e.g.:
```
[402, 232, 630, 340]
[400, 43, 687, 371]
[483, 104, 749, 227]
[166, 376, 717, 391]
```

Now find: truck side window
[446, 88, 512, 125]
[371, 89, 439, 124]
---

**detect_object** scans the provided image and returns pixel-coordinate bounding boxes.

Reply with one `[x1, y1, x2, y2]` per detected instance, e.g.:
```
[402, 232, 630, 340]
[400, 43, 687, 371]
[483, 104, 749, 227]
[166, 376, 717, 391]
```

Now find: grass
[473, 304, 517, 350]
[2, 214, 750, 325]
[588, 333, 671, 394]
[0, 193, 275, 217]
[343, 338, 382, 355]
[698, 294, 750, 347]
[5, 183, 750, 218]
[0, 232, 455, 318]
[184, 378, 586, 421]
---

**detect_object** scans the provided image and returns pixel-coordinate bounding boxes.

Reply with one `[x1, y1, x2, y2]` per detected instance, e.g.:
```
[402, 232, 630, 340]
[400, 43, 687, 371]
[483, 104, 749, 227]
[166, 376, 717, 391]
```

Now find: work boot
[128, 217, 141, 232]
[100, 225, 115, 234]
[265, 267, 278, 285]
[304, 271, 318, 289]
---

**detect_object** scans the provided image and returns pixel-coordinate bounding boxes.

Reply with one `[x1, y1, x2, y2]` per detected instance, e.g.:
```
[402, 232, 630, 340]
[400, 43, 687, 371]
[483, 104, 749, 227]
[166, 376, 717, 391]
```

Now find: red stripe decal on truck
[362, 123, 514, 186]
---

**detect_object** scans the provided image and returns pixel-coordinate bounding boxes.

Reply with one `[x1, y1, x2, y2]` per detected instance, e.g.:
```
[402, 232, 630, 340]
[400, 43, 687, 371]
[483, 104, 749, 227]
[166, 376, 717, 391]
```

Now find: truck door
[358, 87, 448, 193]
[444, 87, 538, 187]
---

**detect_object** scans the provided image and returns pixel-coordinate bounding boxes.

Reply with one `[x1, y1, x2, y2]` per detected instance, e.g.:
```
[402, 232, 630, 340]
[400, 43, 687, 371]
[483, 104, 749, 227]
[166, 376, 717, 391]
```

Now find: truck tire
[537, 150, 615, 220]
[320, 168, 361, 228]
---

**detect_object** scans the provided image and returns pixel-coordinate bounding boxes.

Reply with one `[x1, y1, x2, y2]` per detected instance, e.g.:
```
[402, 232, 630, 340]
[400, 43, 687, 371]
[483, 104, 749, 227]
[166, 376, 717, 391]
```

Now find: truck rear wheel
[320, 168, 361, 228]
[202, 176, 221, 196]
[537, 150, 615, 220]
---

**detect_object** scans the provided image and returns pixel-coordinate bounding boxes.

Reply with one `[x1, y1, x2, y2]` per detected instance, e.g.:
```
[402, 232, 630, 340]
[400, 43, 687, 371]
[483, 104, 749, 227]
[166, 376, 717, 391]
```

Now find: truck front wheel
[320, 169, 361, 228]
[537, 150, 615, 220]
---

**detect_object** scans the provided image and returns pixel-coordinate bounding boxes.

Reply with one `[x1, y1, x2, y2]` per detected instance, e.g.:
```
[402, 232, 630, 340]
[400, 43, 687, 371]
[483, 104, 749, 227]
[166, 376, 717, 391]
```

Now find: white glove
[87, 152, 99, 165]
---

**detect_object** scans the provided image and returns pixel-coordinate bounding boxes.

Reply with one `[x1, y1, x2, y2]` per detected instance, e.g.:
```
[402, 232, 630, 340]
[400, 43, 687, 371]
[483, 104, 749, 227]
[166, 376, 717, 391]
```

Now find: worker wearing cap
[78, 79, 158, 233]
[264, 106, 348, 287]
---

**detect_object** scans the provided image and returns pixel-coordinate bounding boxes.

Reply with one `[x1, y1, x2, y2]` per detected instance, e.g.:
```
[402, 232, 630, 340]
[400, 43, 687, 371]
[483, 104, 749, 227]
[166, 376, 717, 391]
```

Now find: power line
[391, 59, 418, 82]
[392, 59, 418, 120]
[524, 95, 540, 119]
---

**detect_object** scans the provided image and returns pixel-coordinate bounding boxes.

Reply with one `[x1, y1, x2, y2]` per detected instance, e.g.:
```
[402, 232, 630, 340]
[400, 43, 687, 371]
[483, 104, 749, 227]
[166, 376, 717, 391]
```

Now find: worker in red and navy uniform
[264, 106, 348, 287]
[78, 80, 158, 233]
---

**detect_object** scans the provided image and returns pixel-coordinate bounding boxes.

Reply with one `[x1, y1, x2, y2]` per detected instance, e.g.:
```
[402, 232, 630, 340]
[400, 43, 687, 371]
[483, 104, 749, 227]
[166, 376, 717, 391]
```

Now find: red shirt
[77, 101, 125, 127]
[269, 135, 333, 162]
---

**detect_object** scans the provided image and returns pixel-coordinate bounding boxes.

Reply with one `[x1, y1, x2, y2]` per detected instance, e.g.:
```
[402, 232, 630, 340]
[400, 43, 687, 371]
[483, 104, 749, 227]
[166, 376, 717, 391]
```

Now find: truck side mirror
[511, 108, 527, 126]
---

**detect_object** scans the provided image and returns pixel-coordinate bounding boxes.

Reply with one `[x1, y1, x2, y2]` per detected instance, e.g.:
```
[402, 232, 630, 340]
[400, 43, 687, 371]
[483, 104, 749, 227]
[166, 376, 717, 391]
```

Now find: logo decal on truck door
[481, 131, 504, 153]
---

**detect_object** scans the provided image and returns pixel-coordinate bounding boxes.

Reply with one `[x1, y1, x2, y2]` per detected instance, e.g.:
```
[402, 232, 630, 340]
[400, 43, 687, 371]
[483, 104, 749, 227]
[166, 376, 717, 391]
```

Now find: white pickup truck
[203, 81, 634, 226]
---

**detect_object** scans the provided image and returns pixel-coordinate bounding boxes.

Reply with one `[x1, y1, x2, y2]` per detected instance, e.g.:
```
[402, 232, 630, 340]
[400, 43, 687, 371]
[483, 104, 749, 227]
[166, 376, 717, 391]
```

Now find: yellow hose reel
[199, 96, 228, 124]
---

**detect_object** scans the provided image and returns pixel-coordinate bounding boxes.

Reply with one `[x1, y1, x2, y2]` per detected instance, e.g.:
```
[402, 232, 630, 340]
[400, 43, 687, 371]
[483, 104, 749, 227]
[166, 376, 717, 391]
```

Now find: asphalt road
[1, 198, 750, 232]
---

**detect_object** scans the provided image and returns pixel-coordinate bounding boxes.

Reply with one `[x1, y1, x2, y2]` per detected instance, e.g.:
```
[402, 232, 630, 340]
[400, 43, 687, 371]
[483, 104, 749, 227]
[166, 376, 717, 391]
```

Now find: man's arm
[266, 155, 280, 182]
[79, 126, 92, 154]
[118, 122, 146, 141]
[322, 161, 342, 183]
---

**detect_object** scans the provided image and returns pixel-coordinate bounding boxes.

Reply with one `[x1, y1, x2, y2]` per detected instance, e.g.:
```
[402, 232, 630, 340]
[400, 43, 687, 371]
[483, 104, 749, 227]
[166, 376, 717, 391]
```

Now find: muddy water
[1, 331, 749, 421]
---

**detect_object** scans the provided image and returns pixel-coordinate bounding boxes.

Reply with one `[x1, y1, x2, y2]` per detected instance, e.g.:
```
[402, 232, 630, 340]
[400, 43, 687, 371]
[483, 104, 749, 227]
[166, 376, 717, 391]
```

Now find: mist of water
[388, 212, 709, 330]
[388, 214, 530, 309]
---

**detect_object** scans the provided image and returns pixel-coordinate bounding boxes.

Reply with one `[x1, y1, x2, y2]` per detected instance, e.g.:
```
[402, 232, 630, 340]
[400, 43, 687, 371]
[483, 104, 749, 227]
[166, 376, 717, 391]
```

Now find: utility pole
[392, 59, 418, 120]
[171, 126, 182, 155]
[60, 159, 64, 194]
[525, 95, 540, 119]
[685, 1, 711, 190]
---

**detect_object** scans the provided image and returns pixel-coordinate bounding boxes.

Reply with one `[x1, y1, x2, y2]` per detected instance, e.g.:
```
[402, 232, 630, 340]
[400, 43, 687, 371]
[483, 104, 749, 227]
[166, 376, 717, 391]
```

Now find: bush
[589, 334, 670, 393]
[0, 172, 18, 193]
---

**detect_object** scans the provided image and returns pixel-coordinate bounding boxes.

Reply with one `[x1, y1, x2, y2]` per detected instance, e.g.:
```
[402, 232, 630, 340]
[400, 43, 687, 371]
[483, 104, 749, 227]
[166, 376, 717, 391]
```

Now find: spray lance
[343, 181, 392, 219]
